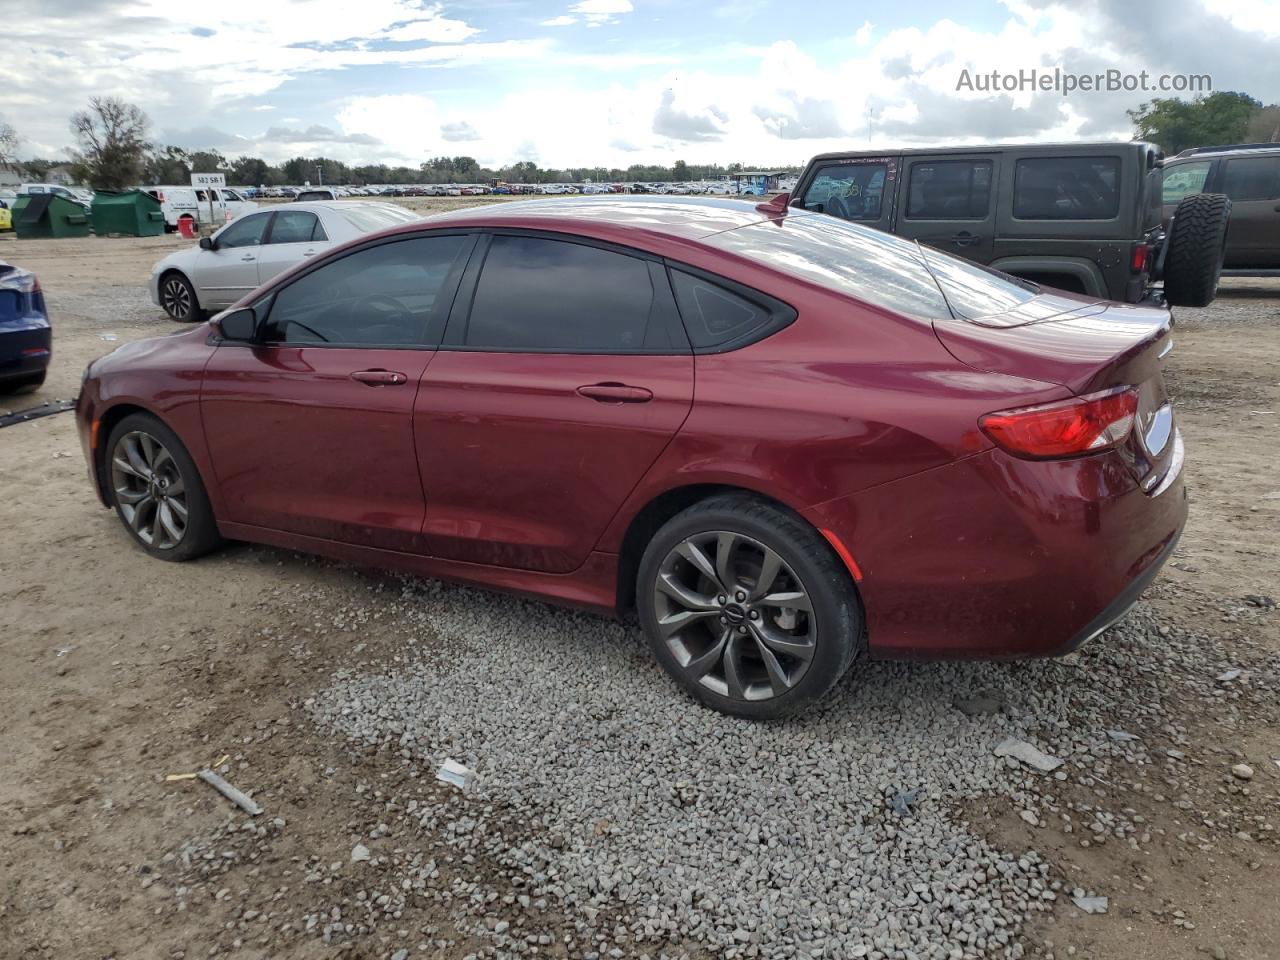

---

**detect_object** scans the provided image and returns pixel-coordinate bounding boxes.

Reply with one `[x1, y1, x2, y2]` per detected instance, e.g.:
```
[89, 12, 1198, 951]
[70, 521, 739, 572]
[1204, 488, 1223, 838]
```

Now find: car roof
[803, 141, 1158, 163]
[415, 195, 779, 243]
[1168, 144, 1280, 161]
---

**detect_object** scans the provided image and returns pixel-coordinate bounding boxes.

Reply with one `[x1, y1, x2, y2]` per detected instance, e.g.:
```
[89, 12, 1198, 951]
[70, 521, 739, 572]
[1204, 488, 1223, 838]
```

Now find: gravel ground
[293, 579, 1278, 960]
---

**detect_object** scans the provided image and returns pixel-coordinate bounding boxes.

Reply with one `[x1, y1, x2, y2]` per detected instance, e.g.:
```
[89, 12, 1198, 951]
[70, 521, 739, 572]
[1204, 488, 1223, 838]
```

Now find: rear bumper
[0, 327, 52, 381]
[803, 437, 1187, 660]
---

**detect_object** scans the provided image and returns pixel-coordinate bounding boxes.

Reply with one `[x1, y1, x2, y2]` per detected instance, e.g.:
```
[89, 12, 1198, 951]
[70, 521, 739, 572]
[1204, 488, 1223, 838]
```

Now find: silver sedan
[148, 201, 422, 322]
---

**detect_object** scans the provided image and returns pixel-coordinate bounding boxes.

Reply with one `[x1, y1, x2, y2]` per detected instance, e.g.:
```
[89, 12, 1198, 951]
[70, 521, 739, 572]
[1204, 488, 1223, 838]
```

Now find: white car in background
[148, 201, 421, 321]
[138, 185, 258, 232]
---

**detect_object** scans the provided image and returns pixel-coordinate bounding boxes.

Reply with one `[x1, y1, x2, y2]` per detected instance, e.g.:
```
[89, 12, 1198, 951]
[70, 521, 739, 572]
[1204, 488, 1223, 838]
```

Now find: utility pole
[317, 164, 323, 186]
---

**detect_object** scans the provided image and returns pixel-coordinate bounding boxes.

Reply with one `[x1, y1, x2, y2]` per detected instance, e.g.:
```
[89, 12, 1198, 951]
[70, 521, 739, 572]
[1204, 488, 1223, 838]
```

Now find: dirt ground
[1, 212, 1277, 960]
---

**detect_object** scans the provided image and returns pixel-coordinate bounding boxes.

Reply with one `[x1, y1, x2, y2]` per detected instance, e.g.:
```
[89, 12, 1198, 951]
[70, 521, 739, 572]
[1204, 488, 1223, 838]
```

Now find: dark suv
[1161, 143, 1280, 274]
[788, 141, 1229, 307]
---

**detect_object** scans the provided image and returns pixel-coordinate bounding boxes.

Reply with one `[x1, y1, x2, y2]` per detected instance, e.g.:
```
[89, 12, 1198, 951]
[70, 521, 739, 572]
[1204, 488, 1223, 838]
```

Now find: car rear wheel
[105, 413, 222, 562]
[637, 494, 862, 719]
[160, 272, 203, 323]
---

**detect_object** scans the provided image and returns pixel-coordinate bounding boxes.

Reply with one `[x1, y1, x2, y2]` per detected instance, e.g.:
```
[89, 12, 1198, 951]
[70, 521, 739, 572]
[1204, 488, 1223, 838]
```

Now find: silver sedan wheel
[653, 530, 815, 702]
[161, 276, 192, 320]
[110, 430, 188, 549]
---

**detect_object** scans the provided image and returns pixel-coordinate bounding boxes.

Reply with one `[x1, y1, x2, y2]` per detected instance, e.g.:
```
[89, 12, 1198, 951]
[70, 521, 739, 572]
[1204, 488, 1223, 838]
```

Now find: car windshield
[708, 213, 1039, 322]
[341, 204, 421, 233]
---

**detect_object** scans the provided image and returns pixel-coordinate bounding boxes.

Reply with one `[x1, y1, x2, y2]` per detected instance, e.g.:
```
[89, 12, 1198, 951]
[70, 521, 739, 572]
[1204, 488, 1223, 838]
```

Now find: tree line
[2, 97, 792, 191]
[4, 92, 1277, 193]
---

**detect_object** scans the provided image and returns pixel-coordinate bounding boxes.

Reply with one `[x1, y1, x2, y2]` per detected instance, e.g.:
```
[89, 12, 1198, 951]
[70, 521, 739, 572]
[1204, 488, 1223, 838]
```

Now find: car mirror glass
[215, 307, 257, 342]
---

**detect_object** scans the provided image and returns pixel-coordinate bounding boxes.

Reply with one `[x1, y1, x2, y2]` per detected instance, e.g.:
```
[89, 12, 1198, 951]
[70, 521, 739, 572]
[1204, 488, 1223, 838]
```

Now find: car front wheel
[105, 413, 222, 561]
[637, 494, 862, 719]
[160, 272, 204, 323]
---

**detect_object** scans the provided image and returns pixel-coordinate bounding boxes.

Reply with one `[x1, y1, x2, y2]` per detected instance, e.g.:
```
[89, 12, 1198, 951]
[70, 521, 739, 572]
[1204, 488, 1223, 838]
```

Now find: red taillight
[979, 387, 1138, 459]
[1131, 243, 1151, 273]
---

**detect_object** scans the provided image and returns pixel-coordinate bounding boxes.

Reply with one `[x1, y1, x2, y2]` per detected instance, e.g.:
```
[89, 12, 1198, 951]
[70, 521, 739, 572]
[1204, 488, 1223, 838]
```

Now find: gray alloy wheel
[109, 430, 189, 550]
[160, 274, 196, 321]
[653, 530, 815, 702]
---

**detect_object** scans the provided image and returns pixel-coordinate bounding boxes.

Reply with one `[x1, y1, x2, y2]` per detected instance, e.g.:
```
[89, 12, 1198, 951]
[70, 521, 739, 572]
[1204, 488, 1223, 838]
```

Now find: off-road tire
[1163, 193, 1231, 308]
[637, 493, 863, 719]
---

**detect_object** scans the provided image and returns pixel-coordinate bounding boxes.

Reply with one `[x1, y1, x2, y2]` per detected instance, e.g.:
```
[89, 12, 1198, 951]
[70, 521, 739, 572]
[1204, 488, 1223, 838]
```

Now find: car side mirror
[214, 307, 257, 343]
[199, 236, 214, 251]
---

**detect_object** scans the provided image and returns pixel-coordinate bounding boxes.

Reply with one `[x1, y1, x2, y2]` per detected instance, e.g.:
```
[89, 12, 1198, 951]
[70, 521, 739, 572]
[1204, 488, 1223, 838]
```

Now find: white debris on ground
[281, 575, 1280, 960]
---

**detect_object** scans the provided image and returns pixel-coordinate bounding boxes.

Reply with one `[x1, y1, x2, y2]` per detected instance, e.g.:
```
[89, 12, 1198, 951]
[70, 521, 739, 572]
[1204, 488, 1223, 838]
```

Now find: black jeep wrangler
[787, 141, 1230, 307]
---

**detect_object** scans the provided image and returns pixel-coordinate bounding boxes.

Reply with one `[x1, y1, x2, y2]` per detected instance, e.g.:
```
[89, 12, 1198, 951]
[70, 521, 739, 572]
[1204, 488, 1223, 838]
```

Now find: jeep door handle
[951, 232, 980, 247]
[576, 383, 653, 403]
[350, 369, 408, 385]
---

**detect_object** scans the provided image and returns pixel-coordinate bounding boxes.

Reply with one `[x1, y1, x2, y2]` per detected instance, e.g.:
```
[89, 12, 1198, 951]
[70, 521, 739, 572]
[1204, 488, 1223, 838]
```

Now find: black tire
[159, 270, 204, 323]
[0, 369, 46, 394]
[636, 493, 862, 719]
[104, 413, 222, 562]
[1162, 193, 1231, 308]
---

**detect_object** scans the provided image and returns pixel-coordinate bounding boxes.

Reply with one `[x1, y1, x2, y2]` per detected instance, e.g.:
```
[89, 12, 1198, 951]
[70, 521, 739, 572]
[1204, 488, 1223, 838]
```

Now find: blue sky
[3, 0, 1277, 170]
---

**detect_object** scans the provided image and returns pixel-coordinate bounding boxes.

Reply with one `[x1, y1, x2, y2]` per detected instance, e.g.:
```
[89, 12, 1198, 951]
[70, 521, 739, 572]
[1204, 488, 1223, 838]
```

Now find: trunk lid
[935, 296, 1177, 491]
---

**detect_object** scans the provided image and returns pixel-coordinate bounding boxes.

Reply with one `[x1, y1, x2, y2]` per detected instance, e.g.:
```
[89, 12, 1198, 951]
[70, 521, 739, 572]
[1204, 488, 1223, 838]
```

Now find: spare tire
[1162, 193, 1230, 308]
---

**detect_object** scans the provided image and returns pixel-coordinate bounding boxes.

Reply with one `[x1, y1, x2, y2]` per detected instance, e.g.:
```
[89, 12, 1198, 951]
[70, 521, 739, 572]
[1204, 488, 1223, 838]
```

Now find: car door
[191, 211, 272, 308]
[413, 232, 695, 573]
[256, 208, 332, 285]
[1218, 155, 1280, 267]
[201, 233, 476, 550]
[894, 154, 1000, 263]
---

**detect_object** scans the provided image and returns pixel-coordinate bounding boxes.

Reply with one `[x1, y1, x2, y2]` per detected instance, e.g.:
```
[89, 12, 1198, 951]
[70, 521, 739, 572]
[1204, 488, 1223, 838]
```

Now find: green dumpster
[11, 193, 92, 239]
[90, 189, 166, 237]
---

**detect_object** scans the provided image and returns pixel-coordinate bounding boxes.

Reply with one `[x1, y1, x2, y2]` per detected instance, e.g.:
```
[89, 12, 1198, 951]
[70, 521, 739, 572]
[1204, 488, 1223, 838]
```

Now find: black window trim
[664, 262, 797, 355]
[1011, 154, 1123, 222]
[244, 229, 481, 351]
[439, 228, 692, 356]
[903, 158, 995, 222]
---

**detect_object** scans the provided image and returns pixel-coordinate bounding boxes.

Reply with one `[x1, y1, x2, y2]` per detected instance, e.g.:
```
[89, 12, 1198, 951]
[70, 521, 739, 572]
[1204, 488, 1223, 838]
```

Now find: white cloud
[541, 15, 577, 26]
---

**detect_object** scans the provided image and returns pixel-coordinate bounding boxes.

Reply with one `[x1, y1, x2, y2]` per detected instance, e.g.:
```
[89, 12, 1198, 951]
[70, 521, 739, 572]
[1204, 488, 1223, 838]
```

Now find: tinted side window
[907, 160, 992, 219]
[263, 236, 469, 346]
[1014, 157, 1121, 220]
[670, 272, 772, 349]
[270, 210, 325, 243]
[465, 236, 653, 352]
[1161, 161, 1212, 204]
[1221, 157, 1280, 201]
[216, 213, 270, 248]
[801, 162, 888, 221]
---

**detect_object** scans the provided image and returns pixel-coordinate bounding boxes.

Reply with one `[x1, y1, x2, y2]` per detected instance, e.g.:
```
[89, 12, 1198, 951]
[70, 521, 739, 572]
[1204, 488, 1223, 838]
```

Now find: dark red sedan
[78, 197, 1186, 718]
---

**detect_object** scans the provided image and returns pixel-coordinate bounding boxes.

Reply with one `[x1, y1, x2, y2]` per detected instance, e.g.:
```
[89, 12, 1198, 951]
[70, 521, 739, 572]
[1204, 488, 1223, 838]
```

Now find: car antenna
[915, 239, 958, 320]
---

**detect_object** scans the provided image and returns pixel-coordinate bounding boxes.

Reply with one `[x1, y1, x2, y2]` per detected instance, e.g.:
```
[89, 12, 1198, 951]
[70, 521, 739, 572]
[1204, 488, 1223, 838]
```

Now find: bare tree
[0, 118, 20, 169]
[70, 97, 150, 190]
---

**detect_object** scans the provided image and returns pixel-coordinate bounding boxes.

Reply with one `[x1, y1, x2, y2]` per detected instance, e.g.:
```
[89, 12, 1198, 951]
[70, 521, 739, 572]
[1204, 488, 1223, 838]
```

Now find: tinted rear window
[1014, 157, 1121, 220]
[906, 160, 992, 219]
[1221, 156, 1280, 201]
[706, 214, 949, 320]
[920, 248, 1038, 320]
[466, 236, 654, 351]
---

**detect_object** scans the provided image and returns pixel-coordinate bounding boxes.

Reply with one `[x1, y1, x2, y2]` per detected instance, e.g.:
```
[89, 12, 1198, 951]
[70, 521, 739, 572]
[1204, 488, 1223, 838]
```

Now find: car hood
[91, 324, 210, 374]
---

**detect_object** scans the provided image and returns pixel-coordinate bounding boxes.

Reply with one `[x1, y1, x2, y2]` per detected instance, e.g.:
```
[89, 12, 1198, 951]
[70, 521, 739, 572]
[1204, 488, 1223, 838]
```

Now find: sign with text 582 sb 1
[191, 172, 226, 188]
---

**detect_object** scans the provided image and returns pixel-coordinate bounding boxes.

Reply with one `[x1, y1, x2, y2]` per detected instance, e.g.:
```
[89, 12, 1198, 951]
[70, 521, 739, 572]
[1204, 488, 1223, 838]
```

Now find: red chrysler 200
[77, 196, 1186, 718]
